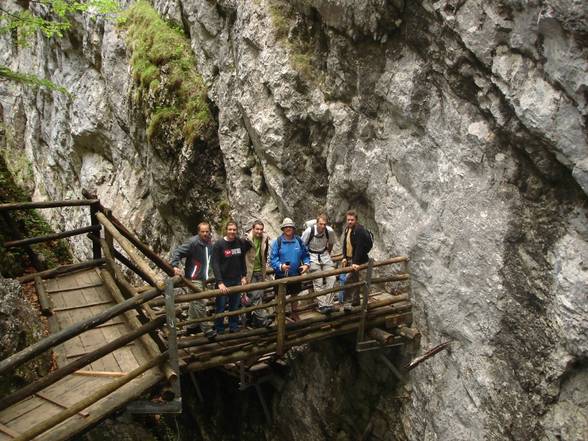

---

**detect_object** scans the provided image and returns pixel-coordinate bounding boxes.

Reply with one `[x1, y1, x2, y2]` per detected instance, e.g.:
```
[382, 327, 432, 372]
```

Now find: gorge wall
[1, 1, 587, 440]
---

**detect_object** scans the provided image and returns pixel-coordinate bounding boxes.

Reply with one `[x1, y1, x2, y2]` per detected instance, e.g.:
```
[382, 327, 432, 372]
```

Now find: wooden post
[89, 202, 102, 260]
[34, 275, 52, 316]
[356, 258, 374, 344]
[165, 278, 181, 399]
[276, 283, 286, 356]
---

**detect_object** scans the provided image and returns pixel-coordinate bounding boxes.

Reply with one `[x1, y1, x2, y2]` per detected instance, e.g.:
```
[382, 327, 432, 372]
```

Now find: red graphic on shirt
[190, 260, 201, 280]
[224, 248, 242, 257]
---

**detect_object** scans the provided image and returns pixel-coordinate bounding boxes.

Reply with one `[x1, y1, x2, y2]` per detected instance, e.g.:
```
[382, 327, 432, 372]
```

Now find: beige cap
[280, 217, 296, 229]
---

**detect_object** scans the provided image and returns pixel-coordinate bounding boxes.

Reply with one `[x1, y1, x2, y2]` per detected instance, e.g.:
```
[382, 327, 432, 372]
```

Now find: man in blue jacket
[170, 222, 216, 339]
[270, 217, 310, 321]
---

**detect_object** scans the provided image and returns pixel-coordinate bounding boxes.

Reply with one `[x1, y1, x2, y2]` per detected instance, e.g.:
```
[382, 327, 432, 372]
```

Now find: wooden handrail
[17, 259, 106, 283]
[150, 256, 409, 306]
[0, 199, 99, 211]
[0, 316, 166, 412]
[4, 225, 100, 248]
[96, 212, 163, 287]
[0, 277, 178, 376]
[98, 206, 176, 276]
[13, 353, 168, 441]
[176, 274, 408, 327]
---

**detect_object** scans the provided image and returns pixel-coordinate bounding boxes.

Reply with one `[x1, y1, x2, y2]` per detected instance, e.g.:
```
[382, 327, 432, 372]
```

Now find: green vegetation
[0, 0, 120, 93]
[0, 155, 71, 278]
[120, 1, 213, 147]
[268, 0, 323, 84]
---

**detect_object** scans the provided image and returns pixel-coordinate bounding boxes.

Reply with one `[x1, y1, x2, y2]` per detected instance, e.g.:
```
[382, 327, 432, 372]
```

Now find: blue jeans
[215, 279, 241, 332]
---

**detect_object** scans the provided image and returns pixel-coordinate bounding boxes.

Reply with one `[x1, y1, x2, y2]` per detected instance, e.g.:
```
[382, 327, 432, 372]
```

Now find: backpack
[276, 235, 305, 255]
[365, 228, 374, 253]
[304, 223, 330, 253]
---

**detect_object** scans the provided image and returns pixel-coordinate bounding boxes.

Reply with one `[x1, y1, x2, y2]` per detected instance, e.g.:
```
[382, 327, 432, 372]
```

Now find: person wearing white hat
[269, 217, 311, 321]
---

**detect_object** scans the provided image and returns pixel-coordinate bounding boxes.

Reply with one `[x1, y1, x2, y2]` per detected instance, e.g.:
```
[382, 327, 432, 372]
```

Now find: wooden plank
[52, 300, 113, 312]
[13, 355, 167, 441]
[37, 369, 164, 441]
[7, 400, 62, 434]
[17, 259, 105, 283]
[47, 283, 103, 295]
[0, 397, 43, 424]
[73, 370, 127, 378]
[0, 422, 19, 438]
[34, 392, 89, 417]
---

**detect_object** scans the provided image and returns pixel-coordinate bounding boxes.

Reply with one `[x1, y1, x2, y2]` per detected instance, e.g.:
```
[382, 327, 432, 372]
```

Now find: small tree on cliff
[0, 0, 119, 93]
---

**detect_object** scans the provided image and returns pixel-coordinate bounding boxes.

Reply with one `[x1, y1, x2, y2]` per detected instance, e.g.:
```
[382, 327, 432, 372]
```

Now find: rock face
[1, 0, 587, 440]
[0, 278, 51, 396]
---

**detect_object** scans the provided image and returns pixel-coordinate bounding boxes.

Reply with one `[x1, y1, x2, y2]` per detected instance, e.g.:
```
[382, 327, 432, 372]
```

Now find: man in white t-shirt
[301, 213, 337, 314]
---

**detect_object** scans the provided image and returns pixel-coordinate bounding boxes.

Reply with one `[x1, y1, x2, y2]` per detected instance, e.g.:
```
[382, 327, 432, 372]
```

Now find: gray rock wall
[1, 0, 586, 440]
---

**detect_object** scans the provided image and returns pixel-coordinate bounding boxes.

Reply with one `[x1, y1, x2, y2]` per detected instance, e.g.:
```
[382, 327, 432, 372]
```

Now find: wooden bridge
[0, 199, 417, 440]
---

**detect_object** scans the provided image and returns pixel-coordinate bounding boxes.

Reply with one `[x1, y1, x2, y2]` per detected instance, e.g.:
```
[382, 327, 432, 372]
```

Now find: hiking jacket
[301, 225, 336, 265]
[341, 224, 371, 265]
[170, 235, 212, 282]
[270, 235, 310, 278]
[211, 238, 248, 284]
[244, 230, 270, 281]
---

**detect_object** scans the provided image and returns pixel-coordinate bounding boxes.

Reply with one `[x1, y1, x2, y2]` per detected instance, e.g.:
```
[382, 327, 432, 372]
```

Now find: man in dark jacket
[211, 221, 249, 333]
[341, 210, 372, 311]
[170, 222, 216, 339]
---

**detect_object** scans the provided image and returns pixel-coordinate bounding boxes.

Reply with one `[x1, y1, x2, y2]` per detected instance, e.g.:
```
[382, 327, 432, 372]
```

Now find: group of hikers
[170, 210, 373, 340]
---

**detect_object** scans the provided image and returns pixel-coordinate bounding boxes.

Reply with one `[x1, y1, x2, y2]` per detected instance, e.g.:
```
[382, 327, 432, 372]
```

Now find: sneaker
[318, 306, 328, 314]
[343, 303, 353, 313]
[204, 329, 217, 340]
[229, 328, 239, 333]
[324, 306, 334, 314]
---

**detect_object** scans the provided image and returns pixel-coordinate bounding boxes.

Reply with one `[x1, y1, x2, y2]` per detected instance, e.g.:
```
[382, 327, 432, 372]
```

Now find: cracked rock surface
[0, 0, 586, 440]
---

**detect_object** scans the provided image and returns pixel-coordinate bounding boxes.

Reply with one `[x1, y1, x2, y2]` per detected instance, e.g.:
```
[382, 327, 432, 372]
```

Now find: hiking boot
[343, 303, 353, 313]
[186, 325, 200, 335]
[204, 329, 217, 340]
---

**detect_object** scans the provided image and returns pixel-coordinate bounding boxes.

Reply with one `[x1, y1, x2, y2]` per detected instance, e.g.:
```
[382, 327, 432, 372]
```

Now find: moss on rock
[120, 0, 214, 150]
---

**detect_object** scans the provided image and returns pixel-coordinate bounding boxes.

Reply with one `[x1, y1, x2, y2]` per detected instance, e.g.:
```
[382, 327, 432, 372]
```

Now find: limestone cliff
[0, 0, 586, 440]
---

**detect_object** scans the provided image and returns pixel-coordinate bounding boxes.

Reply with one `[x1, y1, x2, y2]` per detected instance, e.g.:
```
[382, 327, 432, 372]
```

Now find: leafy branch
[0, 0, 120, 92]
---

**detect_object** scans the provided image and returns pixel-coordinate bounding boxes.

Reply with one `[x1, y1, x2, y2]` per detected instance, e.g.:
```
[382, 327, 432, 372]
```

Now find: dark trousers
[215, 279, 241, 332]
[344, 270, 363, 305]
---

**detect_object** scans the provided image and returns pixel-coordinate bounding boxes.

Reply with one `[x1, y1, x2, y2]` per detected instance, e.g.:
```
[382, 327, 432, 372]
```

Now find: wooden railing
[0, 197, 412, 439]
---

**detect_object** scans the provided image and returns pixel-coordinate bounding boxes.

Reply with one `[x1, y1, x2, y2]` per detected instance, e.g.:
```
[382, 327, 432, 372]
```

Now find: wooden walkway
[0, 269, 164, 441]
[0, 198, 416, 441]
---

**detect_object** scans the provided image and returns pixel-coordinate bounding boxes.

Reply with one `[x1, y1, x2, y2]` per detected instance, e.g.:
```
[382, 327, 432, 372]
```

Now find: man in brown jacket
[244, 220, 272, 327]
